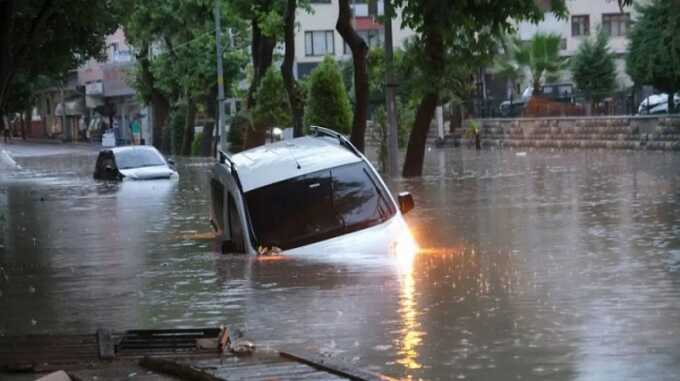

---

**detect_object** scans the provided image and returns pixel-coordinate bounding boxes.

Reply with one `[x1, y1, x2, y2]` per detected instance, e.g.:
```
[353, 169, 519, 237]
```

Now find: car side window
[227, 193, 245, 253]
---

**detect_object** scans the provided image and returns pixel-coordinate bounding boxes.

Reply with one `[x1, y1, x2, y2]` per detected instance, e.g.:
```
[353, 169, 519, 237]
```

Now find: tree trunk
[137, 43, 170, 152]
[0, 1, 15, 112]
[336, 0, 369, 152]
[244, 17, 275, 149]
[200, 87, 217, 157]
[282, 0, 304, 137]
[22, 106, 30, 139]
[181, 96, 196, 156]
[402, 92, 439, 177]
[247, 19, 276, 109]
[669, 91, 676, 114]
[200, 122, 214, 157]
[152, 92, 170, 152]
[402, 21, 444, 177]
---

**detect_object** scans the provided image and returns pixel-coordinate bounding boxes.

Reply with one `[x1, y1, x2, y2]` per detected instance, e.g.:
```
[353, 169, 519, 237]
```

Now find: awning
[55, 98, 86, 116]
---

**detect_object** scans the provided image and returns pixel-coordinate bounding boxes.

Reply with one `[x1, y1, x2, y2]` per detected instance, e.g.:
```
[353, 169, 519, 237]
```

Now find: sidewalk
[0, 138, 101, 158]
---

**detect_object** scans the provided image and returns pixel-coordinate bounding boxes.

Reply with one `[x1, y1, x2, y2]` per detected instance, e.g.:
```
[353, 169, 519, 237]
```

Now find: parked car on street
[209, 126, 417, 256]
[638, 93, 680, 115]
[93, 146, 177, 181]
[499, 83, 575, 117]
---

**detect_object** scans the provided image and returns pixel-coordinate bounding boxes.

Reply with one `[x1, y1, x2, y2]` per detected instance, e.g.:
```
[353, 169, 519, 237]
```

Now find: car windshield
[115, 148, 166, 169]
[244, 162, 396, 250]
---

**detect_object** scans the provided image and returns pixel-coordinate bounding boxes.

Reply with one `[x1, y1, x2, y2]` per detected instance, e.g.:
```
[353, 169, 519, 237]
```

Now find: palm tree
[493, 35, 525, 100]
[511, 33, 567, 95]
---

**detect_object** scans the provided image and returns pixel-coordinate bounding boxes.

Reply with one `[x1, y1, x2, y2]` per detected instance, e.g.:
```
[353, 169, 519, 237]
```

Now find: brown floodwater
[1, 144, 680, 380]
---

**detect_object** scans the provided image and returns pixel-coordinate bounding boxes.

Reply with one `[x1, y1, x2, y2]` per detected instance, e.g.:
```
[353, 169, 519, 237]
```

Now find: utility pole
[214, 0, 226, 154]
[384, 0, 399, 178]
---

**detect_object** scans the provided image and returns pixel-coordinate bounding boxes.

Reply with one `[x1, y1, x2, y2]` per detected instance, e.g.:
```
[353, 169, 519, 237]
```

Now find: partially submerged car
[209, 127, 417, 256]
[93, 146, 177, 181]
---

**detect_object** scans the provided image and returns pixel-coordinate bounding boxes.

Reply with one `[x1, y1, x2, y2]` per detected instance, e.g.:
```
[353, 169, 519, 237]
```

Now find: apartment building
[515, 0, 639, 87]
[78, 28, 149, 145]
[294, 0, 415, 78]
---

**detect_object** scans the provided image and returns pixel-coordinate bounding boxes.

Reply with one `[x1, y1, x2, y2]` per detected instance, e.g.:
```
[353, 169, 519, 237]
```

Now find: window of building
[344, 29, 384, 54]
[305, 30, 335, 56]
[602, 13, 630, 37]
[560, 38, 567, 50]
[571, 15, 590, 36]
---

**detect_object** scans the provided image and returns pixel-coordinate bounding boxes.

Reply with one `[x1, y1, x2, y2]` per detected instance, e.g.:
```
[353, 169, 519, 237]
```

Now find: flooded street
[2, 144, 680, 380]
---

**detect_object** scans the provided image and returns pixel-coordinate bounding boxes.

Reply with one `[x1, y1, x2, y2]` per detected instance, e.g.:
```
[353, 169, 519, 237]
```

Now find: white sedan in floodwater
[93, 146, 177, 181]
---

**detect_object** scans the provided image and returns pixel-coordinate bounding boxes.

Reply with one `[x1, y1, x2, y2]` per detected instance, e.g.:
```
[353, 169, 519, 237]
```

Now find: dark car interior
[93, 150, 120, 180]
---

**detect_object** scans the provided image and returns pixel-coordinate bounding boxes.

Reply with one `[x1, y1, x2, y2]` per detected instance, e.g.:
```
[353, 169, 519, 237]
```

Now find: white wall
[294, 0, 415, 75]
[515, 0, 642, 86]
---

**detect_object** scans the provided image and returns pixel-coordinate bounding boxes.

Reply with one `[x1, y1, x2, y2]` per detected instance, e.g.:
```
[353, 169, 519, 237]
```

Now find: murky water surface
[1, 145, 680, 380]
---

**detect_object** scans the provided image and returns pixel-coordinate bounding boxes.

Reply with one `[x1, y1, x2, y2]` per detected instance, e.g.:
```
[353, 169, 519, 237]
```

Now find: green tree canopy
[571, 29, 617, 104]
[626, 0, 680, 107]
[304, 57, 353, 134]
[0, 0, 118, 111]
[512, 33, 567, 94]
[392, 0, 567, 176]
[253, 67, 291, 129]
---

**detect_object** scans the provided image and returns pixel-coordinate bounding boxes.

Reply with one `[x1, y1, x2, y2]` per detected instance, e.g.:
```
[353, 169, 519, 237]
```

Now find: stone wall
[471, 116, 680, 150]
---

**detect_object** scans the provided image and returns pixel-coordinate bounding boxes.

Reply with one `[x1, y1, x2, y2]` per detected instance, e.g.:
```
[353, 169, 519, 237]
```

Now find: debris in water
[516, 152, 527, 157]
[257, 246, 282, 256]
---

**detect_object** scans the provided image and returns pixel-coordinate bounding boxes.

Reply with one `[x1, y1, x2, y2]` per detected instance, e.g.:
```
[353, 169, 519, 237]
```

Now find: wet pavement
[1, 142, 680, 380]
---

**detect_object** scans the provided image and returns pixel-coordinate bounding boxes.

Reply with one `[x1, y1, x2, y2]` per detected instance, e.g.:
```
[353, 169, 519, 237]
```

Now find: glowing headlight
[392, 226, 419, 274]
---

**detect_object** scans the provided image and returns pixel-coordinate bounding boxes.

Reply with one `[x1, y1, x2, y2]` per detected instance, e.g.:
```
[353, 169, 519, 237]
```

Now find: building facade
[78, 28, 151, 145]
[294, 0, 415, 78]
[515, 0, 639, 87]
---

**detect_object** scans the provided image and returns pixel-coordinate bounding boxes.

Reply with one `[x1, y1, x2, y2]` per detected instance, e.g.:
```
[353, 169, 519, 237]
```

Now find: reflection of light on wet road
[395, 225, 423, 370]
[398, 269, 422, 370]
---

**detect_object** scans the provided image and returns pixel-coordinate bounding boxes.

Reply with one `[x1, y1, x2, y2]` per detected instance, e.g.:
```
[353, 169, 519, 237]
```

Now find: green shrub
[227, 111, 250, 148]
[191, 132, 203, 156]
[163, 105, 186, 155]
[253, 68, 291, 130]
[304, 56, 353, 134]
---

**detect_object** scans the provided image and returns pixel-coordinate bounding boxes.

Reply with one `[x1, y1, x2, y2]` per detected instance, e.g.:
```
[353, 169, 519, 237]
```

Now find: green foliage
[0, 0, 118, 109]
[463, 120, 480, 139]
[571, 29, 617, 102]
[191, 132, 204, 156]
[511, 33, 568, 93]
[304, 57, 353, 134]
[166, 106, 186, 155]
[228, 111, 251, 148]
[253, 68, 291, 129]
[626, 0, 680, 95]
[123, 0, 248, 110]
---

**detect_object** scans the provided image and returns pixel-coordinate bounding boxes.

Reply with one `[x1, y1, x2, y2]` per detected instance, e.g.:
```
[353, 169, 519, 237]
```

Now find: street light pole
[384, 0, 399, 178]
[214, 0, 226, 155]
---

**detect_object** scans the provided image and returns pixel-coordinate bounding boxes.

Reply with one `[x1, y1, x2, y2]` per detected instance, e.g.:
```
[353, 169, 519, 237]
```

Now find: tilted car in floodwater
[209, 126, 417, 256]
[93, 146, 178, 181]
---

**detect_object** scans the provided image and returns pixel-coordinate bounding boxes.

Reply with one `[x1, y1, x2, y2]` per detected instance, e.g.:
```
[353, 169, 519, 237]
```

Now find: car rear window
[115, 149, 165, 169]
[244, 162, 396, 250]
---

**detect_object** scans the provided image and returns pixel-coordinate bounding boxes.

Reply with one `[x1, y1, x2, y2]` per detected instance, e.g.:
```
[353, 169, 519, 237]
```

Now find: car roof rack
[218, 149, 245, 193]
[310, 125, 362, 158]
[218, 149, 233, 166]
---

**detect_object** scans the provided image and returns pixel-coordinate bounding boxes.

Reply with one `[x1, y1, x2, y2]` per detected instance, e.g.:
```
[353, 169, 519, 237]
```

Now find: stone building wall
[472, 116, 680, 150]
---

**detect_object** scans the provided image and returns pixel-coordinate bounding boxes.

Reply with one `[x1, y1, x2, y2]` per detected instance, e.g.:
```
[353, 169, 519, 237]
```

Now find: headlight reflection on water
[393, 225, 419, 275]
[394, 224, 423, 370]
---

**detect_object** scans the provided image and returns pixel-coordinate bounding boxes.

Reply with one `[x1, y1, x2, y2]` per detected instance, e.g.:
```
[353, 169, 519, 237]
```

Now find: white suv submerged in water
[209, 127, 416, 256]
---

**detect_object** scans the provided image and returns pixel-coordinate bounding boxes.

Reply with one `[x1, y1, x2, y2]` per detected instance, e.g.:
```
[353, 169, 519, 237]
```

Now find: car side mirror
[398, 192, 414, 215]
[167, 158, 175, 166]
